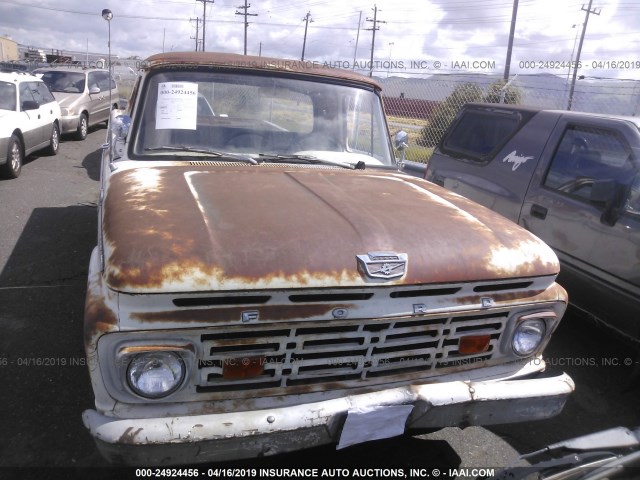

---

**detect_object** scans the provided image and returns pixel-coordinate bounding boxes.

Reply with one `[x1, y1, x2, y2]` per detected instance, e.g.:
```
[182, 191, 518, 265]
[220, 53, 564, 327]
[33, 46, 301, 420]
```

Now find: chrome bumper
[83, 368, 574, 466]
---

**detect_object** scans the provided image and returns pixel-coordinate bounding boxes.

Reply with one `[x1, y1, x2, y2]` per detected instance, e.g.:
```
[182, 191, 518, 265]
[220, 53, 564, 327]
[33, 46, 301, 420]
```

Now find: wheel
[76, 113, 88, 140]
[1, 134, 23, 179]
[47, 123, 60, 155]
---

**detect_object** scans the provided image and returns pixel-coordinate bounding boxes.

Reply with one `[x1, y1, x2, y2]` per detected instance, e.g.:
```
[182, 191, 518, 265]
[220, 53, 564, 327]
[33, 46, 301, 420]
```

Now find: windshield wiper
[144, 146, 258, 165]
[257, 153, 365, 170]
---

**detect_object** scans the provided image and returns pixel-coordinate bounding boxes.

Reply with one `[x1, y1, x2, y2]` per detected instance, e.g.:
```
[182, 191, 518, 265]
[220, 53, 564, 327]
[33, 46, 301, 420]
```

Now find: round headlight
[512, 319, 546, 356]
[127, 351, 185, 399]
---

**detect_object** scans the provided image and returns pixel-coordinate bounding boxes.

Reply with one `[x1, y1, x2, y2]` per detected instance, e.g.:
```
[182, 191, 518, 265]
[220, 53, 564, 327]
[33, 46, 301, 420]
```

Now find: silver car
[36, 67, 118, 140]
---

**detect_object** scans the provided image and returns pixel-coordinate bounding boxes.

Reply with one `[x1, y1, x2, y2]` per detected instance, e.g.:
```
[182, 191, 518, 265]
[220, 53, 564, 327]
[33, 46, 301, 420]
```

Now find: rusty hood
[102, 165, 559, 293]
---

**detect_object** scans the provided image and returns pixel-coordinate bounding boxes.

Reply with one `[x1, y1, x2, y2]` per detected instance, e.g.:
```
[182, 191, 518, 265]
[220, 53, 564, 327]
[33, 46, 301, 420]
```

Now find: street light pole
[101, 9, 113, 133]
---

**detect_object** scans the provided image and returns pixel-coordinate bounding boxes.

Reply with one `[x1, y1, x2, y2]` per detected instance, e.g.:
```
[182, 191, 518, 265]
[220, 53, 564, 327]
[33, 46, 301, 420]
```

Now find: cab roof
[465, 102, 640, 130]
[144, 51, 382, 91]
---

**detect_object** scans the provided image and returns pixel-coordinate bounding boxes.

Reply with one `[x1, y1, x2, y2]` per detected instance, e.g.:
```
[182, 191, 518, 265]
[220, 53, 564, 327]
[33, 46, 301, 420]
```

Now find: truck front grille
[195, 310, 507, 398]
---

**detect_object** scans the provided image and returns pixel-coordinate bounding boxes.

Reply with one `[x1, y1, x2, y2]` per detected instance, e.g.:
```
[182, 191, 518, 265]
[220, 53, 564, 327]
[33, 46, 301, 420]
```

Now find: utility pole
[503, 0, 518, 81]
[190, 17, 201, 52]
[196, 0, 214, 52]
[365, 5, 386, 77]
[568, 0, 601, 110]
[235, 0, 258, 55]
[352, 11, 362, 70]
[301, 11, 313, 61]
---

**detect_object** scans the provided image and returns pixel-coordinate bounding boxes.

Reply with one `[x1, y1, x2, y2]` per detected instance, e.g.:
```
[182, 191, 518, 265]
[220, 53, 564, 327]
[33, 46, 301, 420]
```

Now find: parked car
[0, 70, 60, 179]
[35, 66, 118, 140]
[83, 52, 573, 466]
[409, 103, 640, 344]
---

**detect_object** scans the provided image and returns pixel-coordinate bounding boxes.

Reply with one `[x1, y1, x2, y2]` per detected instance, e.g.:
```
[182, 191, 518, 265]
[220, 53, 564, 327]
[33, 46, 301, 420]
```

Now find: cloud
[0, 0, 639, 79]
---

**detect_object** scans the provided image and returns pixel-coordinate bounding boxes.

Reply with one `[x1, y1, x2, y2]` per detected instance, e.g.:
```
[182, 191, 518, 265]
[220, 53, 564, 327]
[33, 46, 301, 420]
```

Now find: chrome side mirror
[394, 130, 408, 164]
[104, 113, 131, 162]
[113, 114, 131, 141]
[395, 130, 408, 150]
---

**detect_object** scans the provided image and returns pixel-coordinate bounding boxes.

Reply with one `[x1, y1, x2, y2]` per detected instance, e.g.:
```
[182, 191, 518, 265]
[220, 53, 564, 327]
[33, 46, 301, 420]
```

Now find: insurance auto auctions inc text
[188, 467, 496, 479]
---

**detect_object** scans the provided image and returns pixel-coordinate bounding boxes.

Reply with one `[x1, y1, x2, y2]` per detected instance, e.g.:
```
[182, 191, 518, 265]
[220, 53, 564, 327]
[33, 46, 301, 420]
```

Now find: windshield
[40, 71, 86, 93]
[131, 70, 395, 166]
[0, 82, 16, 111]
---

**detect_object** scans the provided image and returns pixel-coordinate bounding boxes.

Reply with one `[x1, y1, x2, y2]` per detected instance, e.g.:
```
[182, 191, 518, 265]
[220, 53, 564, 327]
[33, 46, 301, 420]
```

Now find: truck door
[520, 117, 640, 339]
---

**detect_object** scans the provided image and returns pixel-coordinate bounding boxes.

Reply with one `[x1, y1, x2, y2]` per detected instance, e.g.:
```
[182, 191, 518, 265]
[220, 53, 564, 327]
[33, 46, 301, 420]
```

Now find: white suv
[0, 70, 61, 179]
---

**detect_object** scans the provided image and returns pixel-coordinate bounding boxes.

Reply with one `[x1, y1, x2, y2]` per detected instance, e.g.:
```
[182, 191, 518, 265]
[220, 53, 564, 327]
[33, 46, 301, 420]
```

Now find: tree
[483, 79, 523, 104]
[419, 82, 483, 147]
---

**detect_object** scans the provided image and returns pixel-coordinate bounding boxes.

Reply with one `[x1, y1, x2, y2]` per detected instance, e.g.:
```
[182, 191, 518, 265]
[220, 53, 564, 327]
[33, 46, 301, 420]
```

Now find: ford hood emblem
[356, 252, 408, 280]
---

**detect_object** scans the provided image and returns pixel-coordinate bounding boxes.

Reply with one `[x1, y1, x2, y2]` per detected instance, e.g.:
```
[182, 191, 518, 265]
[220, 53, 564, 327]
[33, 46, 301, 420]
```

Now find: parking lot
[0, 127, 639, 477]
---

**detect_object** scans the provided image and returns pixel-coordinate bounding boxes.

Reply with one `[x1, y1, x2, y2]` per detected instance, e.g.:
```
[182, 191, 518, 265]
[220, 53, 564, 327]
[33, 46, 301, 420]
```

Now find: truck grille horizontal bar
[195, 311, 508, 397]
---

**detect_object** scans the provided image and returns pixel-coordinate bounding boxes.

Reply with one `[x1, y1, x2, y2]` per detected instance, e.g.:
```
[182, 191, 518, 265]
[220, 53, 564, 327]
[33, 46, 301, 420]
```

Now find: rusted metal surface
[116, 275, 564, 331]
[144, 51, 382, 91]
[131, 303, 351, 323]
[102, 166, 559, 294]
[100, 292, 567, 408]
[84, 248, 119, 351]
[82, 367, 574, 465]
[83, 52, 574, 466]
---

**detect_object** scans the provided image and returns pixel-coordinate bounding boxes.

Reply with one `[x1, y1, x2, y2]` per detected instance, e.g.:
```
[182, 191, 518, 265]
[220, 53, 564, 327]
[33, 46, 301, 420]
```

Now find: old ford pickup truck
[421, 103, 640, 344]
[82, 53, 573, 465]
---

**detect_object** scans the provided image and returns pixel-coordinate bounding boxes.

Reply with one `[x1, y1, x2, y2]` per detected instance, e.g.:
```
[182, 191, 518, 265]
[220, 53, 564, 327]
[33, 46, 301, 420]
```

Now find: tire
[47, 123, 60, 155]
[76, 113, 88, 140]
[1, 134, 23, 179]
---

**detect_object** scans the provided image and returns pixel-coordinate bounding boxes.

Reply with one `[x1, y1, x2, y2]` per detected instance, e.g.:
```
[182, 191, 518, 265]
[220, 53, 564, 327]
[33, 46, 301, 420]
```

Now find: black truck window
[442, 110, 520, 160]
[544, 125, 635, 202]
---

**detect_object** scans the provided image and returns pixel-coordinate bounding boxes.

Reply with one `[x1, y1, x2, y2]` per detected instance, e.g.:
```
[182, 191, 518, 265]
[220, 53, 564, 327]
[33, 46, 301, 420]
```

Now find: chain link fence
[381, 74, 640, 162]
[16, 43, 639, 164]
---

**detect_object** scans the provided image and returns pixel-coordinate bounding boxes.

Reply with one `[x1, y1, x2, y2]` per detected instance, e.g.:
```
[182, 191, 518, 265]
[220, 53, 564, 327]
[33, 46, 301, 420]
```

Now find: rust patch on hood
[102, 166, 559, 293]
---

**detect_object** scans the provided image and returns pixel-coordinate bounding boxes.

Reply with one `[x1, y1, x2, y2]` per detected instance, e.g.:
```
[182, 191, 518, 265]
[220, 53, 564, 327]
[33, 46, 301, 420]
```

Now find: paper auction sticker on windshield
[156, 82, 198, 130]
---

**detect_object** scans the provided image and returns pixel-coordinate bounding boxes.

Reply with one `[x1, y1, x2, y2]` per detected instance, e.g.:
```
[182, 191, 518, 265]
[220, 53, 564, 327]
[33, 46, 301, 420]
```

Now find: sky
[1, 0, 640, 80]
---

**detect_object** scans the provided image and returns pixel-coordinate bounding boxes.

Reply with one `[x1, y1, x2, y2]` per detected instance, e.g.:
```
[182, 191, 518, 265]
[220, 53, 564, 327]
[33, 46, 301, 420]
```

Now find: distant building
[23, 47, 47, 62]
[0, 36, 19, 62]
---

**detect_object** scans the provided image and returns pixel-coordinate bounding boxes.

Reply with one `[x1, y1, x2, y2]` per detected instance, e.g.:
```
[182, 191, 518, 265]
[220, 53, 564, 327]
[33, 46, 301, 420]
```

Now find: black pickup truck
[405, 103, 640, 344]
